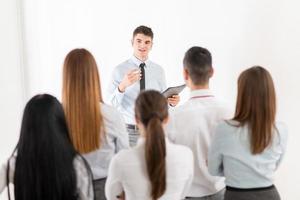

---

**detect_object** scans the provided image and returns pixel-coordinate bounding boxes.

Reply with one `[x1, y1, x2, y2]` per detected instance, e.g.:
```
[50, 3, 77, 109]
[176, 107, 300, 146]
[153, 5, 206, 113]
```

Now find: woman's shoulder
[275, 121, 288, 133]
[73, 155, 87, 171]
[274, 121, 288, 140]
[109, 148, 138, 166]
[216, 119, 241, 132]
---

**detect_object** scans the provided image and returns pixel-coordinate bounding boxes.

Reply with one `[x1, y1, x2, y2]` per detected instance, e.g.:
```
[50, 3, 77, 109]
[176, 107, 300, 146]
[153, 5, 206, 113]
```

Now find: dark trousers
[93, 178, 107, 200]
[126, 125, 139, 147]
[224, 185, 280, 200]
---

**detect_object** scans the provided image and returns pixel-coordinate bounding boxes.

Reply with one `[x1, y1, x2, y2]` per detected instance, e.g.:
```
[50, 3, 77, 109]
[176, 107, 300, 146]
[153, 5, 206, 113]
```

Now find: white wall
[0, 0, 24, 198]
[1, 0, 300, 199]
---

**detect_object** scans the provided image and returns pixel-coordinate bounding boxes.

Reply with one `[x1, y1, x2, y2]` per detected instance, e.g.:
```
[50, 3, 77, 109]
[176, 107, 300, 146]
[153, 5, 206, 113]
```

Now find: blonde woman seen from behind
[62, 48, 129, 200]
[208, 66, 288, 200]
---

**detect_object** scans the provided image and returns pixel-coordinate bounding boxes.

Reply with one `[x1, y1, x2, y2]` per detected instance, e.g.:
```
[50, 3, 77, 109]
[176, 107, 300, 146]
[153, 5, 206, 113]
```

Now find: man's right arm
[108, 67, 140, 107]
[108, 67, 126, 108]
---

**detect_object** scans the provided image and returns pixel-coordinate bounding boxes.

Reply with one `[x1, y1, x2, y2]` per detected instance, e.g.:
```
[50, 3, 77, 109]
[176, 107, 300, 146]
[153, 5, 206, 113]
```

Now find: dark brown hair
[62, 48, 105, 153]
[135, 90, 168, 200]
[183, 46, 212, 85]
[133, 25, 154, 39]
[233, 66, 276, 154]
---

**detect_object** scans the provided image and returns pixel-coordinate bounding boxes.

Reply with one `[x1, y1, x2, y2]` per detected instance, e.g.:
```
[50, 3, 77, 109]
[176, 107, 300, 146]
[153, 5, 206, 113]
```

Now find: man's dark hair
[133, 25, 154, 39]
[183, 46, 212, 85]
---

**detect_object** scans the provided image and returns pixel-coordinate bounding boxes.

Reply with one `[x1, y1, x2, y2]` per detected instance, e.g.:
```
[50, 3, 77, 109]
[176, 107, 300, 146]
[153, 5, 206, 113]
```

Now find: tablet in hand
[162, 84, 186, 98]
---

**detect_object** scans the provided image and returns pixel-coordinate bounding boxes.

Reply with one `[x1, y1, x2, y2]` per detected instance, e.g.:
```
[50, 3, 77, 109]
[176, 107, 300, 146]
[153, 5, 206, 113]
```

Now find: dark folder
[162, 84, 186, 98]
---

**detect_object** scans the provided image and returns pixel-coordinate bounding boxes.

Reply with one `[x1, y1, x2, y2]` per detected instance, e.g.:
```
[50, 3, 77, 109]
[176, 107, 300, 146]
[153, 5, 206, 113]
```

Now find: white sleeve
[105, 155, 123, 200]
[165, 112, 176, 143]
[0, 162, 7, 194]
[275, 123, 288, 169]
[160, 68, 167, 92]
[0, 157, 15, 194]
[208, 124, 224, 176]
[180, 149, 194, 199]
[114, 112, 129, 152]
[107, 67, 125, 108]
[74, 156, 94, 200]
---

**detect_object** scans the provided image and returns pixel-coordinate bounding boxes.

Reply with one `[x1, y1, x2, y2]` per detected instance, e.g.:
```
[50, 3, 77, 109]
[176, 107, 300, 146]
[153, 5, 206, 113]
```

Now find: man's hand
[118, 69, 141, 92]
[168, 95, 180, 107]
[116, 191, 125, 200]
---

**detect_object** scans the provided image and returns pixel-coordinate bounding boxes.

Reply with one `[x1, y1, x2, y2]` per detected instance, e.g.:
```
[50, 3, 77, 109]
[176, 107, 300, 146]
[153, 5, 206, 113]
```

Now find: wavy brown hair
[135, 90, 168, 200]
[233, 66, 276, 154]
[62, 48, 104, 153]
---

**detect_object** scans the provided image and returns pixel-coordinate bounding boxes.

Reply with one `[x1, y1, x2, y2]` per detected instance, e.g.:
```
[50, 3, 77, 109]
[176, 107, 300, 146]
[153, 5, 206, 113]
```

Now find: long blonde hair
[233, 66, 276, 154]
[62, 48, 104, 153]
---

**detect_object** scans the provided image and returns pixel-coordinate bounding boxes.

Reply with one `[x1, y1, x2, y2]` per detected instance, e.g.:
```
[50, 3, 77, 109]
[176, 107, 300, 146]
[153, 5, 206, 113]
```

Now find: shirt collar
[189, 89, 214, 99]
[130, 55, 150, 67]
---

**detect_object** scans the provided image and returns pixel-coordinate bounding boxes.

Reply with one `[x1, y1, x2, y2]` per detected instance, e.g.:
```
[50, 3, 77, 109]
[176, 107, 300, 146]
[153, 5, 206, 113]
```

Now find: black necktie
[139, 63, 145, 91]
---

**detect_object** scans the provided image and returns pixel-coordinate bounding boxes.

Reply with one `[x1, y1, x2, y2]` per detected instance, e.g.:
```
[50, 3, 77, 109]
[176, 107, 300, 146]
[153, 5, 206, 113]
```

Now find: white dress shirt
[0, 155, 93, 200]
[83, 103, 129, 180]
[166, 89, 232, 197]
[208, 120, 288, 188]
[105, 137, 194, 200]
[107, 56, 167, 124]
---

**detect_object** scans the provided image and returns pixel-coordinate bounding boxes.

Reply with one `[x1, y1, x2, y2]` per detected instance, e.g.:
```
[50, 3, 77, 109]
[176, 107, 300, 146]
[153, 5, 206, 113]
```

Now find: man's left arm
[159, 67, 180, 107]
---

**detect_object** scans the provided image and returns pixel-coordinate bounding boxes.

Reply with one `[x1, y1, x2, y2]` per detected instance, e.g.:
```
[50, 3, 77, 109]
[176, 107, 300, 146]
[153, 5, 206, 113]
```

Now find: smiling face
[132, 33, 153, 61]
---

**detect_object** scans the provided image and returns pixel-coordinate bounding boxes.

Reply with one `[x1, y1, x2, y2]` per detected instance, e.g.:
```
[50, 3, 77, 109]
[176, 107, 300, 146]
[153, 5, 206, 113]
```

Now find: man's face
[132, 33, 153, 60]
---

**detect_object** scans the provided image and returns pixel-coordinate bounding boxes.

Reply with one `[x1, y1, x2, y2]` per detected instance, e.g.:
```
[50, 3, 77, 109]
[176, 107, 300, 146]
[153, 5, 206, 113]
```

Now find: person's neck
[134, 54, 148, 62]
[189, 83, 209, 91]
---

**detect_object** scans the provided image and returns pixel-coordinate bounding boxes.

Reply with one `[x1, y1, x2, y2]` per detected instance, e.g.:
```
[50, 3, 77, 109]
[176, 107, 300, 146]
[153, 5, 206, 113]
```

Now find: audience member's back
[167, 46, 232, 200]
[0, 94, 94, 200]
[208, 66, 288, 200]
[105, 90, 194, 200]
[62, 48, 129, 200]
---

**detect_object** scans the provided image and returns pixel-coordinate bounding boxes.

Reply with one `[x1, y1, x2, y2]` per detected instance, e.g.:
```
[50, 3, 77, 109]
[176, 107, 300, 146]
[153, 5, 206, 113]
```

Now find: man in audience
[166, 46, 232, 200]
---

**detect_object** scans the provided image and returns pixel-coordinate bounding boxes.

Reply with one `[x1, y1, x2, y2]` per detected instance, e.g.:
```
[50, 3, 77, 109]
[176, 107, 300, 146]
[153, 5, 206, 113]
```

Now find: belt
[126, 124, 139, 131]
[226, 185, 275, 192]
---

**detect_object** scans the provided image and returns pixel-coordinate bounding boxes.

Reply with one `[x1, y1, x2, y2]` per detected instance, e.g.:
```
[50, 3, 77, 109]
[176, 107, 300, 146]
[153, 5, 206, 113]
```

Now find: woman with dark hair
[208, 66, 288, 200]
[105, 90, 194, 200]
[62, 48, 129, 200]
[0, 94, 94, 200]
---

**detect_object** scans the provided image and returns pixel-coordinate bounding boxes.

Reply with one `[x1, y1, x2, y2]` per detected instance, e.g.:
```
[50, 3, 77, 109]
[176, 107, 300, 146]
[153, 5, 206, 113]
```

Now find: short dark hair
[133, 25, 154, 39]
[183, 46, 212, 85]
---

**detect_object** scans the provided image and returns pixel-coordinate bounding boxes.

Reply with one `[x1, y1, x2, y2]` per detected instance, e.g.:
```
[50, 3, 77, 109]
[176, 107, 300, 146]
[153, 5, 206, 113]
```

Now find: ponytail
[135, 90, 168, 200]
[145, 116, 166, 200]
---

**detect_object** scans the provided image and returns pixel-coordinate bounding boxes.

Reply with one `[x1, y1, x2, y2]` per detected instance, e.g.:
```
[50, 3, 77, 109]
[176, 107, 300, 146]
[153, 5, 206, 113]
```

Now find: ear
[183, 68, 189, 81]
[162, 116, 169, 125]
[209, 67, 214, 78]
[131, 39, 134, 46]
[135, 115, 140, 125]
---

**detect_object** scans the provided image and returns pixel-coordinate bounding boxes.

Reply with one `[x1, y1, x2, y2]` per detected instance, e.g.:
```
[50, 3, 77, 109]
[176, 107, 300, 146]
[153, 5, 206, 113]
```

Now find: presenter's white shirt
[105, 137, 194, 200]
[108, 56, 167, 124]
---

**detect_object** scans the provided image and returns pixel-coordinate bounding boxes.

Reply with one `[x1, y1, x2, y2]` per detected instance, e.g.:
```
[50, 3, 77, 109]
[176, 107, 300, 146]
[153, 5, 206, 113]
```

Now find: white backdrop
[1, 0, 300, 199]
